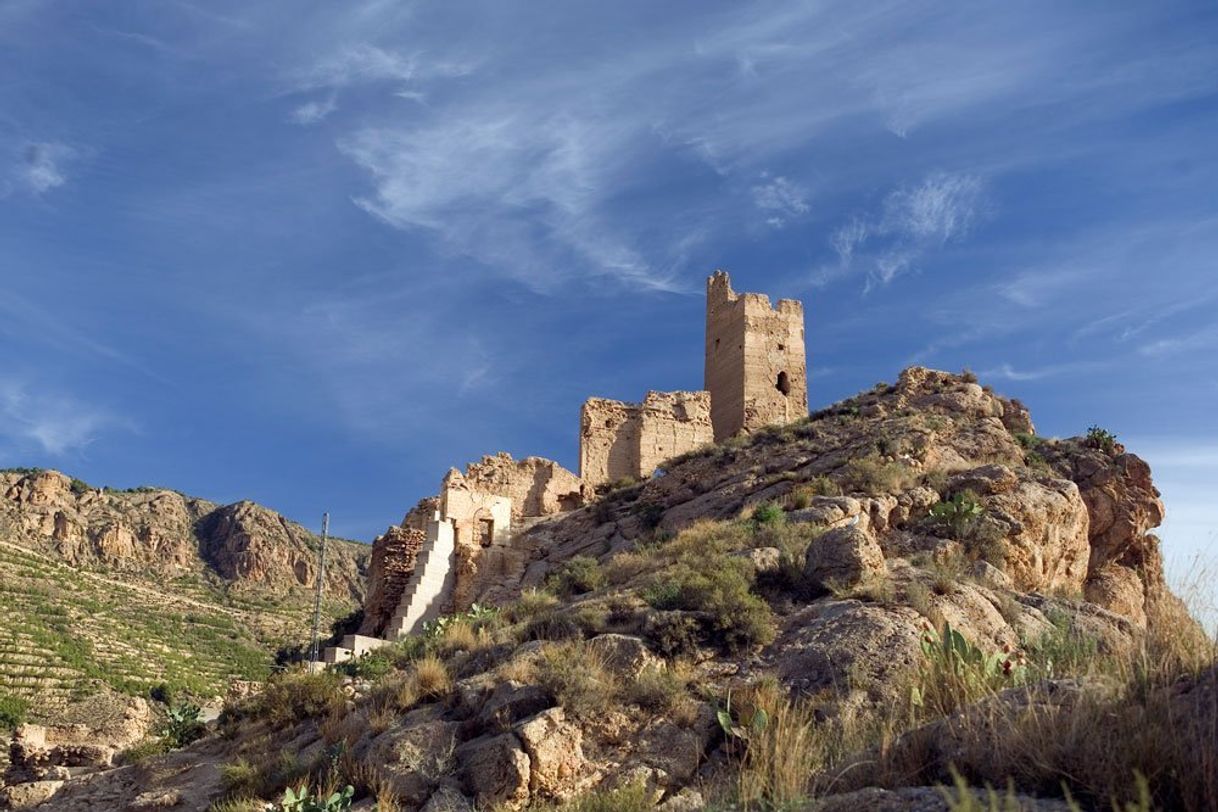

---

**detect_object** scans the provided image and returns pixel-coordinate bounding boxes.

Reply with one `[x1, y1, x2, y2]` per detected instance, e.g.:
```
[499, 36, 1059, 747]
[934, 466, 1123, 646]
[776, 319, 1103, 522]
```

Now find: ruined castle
[322, 271, 807, 662]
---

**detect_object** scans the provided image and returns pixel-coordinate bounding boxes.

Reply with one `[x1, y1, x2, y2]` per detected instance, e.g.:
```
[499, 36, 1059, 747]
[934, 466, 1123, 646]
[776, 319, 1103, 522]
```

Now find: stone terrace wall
[580, 391, 713, 488]
[704, 270, 808, 441]
[462, 453, 583, 520]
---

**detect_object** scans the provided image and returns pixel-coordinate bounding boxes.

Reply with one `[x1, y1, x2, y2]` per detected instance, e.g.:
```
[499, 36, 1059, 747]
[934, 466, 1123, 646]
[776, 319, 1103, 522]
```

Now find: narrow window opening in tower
[777, 343, 785, 351]
[776, 371, 791, 395]
[479, 518, 495, 548]
[714, 338, 720, 352]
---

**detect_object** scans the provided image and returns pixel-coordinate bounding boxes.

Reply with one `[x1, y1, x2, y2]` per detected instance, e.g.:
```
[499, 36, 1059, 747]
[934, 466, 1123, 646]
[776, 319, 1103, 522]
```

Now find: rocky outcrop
[1041, 440, 1171, 626]
[0, 469, 368, 602]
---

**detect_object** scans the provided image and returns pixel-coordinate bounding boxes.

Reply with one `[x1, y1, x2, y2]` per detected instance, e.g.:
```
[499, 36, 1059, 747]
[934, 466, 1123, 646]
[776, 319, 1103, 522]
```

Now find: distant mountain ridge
[0, 468, 371, 726]
[0, 468, 368, 601]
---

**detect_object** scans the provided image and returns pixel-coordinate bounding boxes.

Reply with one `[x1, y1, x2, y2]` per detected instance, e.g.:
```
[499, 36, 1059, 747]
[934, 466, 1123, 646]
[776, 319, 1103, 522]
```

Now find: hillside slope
[8, 369, 1215, 812]
[0, 470, 370, 724]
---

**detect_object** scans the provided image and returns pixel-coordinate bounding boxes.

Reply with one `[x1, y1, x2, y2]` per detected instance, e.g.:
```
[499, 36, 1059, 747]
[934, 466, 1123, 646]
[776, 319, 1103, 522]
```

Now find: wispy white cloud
[980, 360, 1109, 381]
[338, 112, 679, 292]
[815, 170, 986, 290]
[882, 172, 983, 243]
[4, 141, 79, 196]
[0, 378, 125, 456]
[291, 94, 338, 125]
[751, 174, 809, 228]
[1139, 323, 1218, 358]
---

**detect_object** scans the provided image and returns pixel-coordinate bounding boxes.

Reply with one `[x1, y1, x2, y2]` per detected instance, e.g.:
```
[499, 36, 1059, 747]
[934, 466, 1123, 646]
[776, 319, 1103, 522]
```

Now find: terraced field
[0, 541, 353, 723]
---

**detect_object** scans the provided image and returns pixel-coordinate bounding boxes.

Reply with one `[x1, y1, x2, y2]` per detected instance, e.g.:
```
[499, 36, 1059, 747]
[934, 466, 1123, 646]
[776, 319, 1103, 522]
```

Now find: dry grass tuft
[536, 640, 621, 718]
[413, 654, 452, 699]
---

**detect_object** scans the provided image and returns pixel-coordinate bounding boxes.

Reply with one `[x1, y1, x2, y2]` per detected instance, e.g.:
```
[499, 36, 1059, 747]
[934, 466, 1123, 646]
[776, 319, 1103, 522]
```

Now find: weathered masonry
[328, 268, 809, 661]
[704, 270, 808, 442]
[323, 454, 581, 662]
[579, 391, 713, 487]
[577, 270, 808, 487]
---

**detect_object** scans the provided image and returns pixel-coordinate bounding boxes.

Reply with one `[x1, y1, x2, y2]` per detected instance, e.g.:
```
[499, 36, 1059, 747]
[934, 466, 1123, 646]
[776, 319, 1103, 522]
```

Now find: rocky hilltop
[0, 469, 368, 601]
[6, 369, 1215, 812]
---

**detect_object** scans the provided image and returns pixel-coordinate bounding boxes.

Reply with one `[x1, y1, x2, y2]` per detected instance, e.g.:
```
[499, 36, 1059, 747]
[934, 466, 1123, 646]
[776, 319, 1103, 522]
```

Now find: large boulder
[770, 601, 924, 695]
[587, 634, 661, 678]
[455, 733, 531, 810]
[515, 708, 591, 801]
[804, 525, 885, 591]
[984, 477, 1090, 594]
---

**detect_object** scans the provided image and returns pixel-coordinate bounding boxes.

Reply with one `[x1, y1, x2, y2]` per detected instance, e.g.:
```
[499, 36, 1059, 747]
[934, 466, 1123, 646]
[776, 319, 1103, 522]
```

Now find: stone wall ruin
[578, 391, 713, 488]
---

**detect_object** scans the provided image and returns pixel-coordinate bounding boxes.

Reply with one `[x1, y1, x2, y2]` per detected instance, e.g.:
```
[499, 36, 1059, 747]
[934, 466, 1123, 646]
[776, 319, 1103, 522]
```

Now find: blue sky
[1, 2, 1215, 579]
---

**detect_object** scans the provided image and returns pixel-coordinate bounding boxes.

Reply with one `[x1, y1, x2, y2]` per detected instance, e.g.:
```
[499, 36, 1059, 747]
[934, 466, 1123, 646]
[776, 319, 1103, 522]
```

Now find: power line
[308, 512, 329, 664]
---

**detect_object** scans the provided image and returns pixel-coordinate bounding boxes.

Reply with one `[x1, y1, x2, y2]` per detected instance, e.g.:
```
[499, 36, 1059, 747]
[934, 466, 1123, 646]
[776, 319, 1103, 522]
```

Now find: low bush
[1086, 424, 1118, 454]
[643, 556, 775, 653]
[533, 780, 653, 812]
[0, 691, 29, 730]
[504, 589, 560, 624]
[788, 476, 841, 509]
[546, 556, 606, 597]
[840, 455, 919, 494]
[751, 502, 785, 526]
[239, 670, 345, 728]
[117, 738, 170, 765]
[912, 622, 1026, 719]
[627, 663, 690, 717]
[412, 654, 451, 699]
[926, 490, 985, 539]
[644, 611, 702, 658]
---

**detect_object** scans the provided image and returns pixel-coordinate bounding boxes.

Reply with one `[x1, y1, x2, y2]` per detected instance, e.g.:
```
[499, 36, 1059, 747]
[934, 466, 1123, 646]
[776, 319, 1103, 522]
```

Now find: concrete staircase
[383, 520, 456, 640]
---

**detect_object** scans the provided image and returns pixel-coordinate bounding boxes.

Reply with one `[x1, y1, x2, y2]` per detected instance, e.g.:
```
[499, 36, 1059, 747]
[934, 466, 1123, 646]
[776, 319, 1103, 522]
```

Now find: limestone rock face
[198, 501, 365, 600]
[983, 476, 1091, 593]
[515, 708, 589, 801]
[455, 733, 531, 810]
[803, 525, 885, 591]
[1041, 441, 1172, 626]
[0, 469, 368, 602]
[1084, 563, 1147, 627]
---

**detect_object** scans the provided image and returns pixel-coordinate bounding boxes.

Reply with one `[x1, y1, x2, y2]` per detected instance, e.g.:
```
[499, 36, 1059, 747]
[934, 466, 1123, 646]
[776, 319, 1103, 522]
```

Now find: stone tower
[704, 270, 808, 441]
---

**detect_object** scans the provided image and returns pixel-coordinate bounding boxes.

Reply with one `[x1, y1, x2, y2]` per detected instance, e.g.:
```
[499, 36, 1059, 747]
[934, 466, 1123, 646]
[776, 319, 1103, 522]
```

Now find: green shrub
[533, 781, 653, 812]
[505, 589, 560, 623]
[644, 611, 702, 658]
[241, 670, 344, 728]
[0, 692, 29, 730]
[335, 650, 394, 680]
[546, 556, 606, 597]
[536, 641, 620, 718]
[116, 738, 170, 765]
[1086, 425, 1118, 454]
[149, 682, 175, 706]
[751, 502, 785, 526]
[644, 556, 775, 653]
[1011, 431, 1041, 449]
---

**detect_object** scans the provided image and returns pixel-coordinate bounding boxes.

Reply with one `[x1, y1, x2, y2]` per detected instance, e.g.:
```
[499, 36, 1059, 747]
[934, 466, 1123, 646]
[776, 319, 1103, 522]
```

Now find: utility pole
[308, 512, 330, 664]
